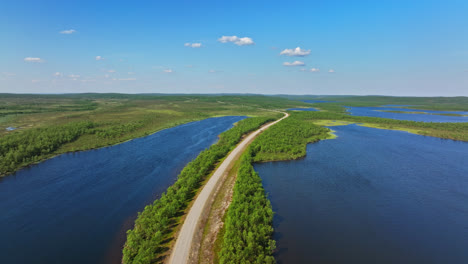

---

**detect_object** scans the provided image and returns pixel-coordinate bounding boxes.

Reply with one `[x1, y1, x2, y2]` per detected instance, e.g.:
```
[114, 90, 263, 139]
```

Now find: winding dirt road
[168, 112, 289, 264]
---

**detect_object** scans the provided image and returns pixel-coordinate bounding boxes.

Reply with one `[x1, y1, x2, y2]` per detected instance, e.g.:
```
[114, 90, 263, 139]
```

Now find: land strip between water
[167, 113, 289, 264]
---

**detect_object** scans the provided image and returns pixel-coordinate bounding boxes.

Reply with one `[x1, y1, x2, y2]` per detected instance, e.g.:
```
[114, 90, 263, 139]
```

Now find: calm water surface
[255, 125, 468, 264]
[0, 116, 245, 264]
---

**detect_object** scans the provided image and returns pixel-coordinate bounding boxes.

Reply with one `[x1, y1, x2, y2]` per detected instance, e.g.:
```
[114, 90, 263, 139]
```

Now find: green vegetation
[250, 116, 331, 162]
[218, 114, 331, 263]
[0, 94, 307, 176]
[122, 115, 279, 264]
[290, 111, 468, 141]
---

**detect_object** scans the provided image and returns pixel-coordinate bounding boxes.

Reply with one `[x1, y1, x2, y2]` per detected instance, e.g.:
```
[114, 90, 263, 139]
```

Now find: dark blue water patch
[0, 116, 245, 264]
[255, 125, 468, 264]
[346, 106, 468, 122]
[287, 107, 318, 111]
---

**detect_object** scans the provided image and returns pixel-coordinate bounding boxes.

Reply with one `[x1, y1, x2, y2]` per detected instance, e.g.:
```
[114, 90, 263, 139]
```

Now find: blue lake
[255, 125, 468, 264]
[346, 106, 468, 122]
[0, 116, 245, 264]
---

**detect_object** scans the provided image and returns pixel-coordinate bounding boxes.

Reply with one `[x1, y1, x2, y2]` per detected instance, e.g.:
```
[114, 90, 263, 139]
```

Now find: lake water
[255, 125, 468, 264]
[0, 116, 245, 264]
[346, 106, 468, 122]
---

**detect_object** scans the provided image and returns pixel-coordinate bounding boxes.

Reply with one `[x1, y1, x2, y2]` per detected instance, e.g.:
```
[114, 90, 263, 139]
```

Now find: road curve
[168, 112, 289, 264]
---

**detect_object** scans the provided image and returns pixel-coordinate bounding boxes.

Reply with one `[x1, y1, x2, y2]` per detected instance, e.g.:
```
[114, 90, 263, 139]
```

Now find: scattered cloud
[280, 47, 311, 57]
[328, 69, 335, 73]
[163, 69, 173, 73]
[24, 57, 43, 63]
[184, 42, 202, 48]
[283, 61, 305, 67]
[310, 68, 320, 72]
[68, 74, 80, 79]
[31, 79, 41, 83]
[53, 72, 63, 77]
[107, 69, 116, 73]
[95, 56, 104, 61]
[128, 72, 135, 75]
[60, 29, 76, 34]
[186, 65, 194, 68]
[208, 70, 218, 73]
[218, 36, 255, 46]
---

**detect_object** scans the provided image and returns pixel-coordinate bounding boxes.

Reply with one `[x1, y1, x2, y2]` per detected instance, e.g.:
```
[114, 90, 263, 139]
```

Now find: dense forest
[218, 114, 331, 263]
[249, 115, 331, 162]
[122, 116, 279, 264]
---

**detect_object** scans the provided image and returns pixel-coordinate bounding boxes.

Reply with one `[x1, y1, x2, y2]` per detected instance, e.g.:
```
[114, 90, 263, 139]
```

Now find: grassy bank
[290, 111, 468, 141]
[122, 115, 280, 264]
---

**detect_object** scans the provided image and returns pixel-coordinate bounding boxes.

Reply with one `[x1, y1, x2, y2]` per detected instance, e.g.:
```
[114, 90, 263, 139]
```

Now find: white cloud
[31, 79, 40, 83]
[107, 69, 116, 73]
[53, 72, 63, 77]
[280, 47, 311, 57]
[95, 56, 104, 61]
[163, 69, 173, 73]
[60, 29, 76, 34]
[2, 72, 16, 77]
[283, 61, 305, 67]
[68, 74, 80, 79]
[128, 72, 135, 75]
[218, 36, 255, 46]
[24, 57, 43, 63]
[310, 68, 320, 72]
[184, 42, 202, 48]
[209, 70, 217, 73]
[328, 69, 335, 73]
[116, 78, 136, 81]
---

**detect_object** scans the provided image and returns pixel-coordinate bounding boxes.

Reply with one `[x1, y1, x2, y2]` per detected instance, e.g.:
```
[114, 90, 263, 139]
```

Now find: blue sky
[1, 0, 467, 95]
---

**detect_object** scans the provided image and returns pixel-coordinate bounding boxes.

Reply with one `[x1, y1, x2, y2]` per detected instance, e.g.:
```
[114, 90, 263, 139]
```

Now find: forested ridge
[218, 114, 331, 263]
[122, 115, 279, 264]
